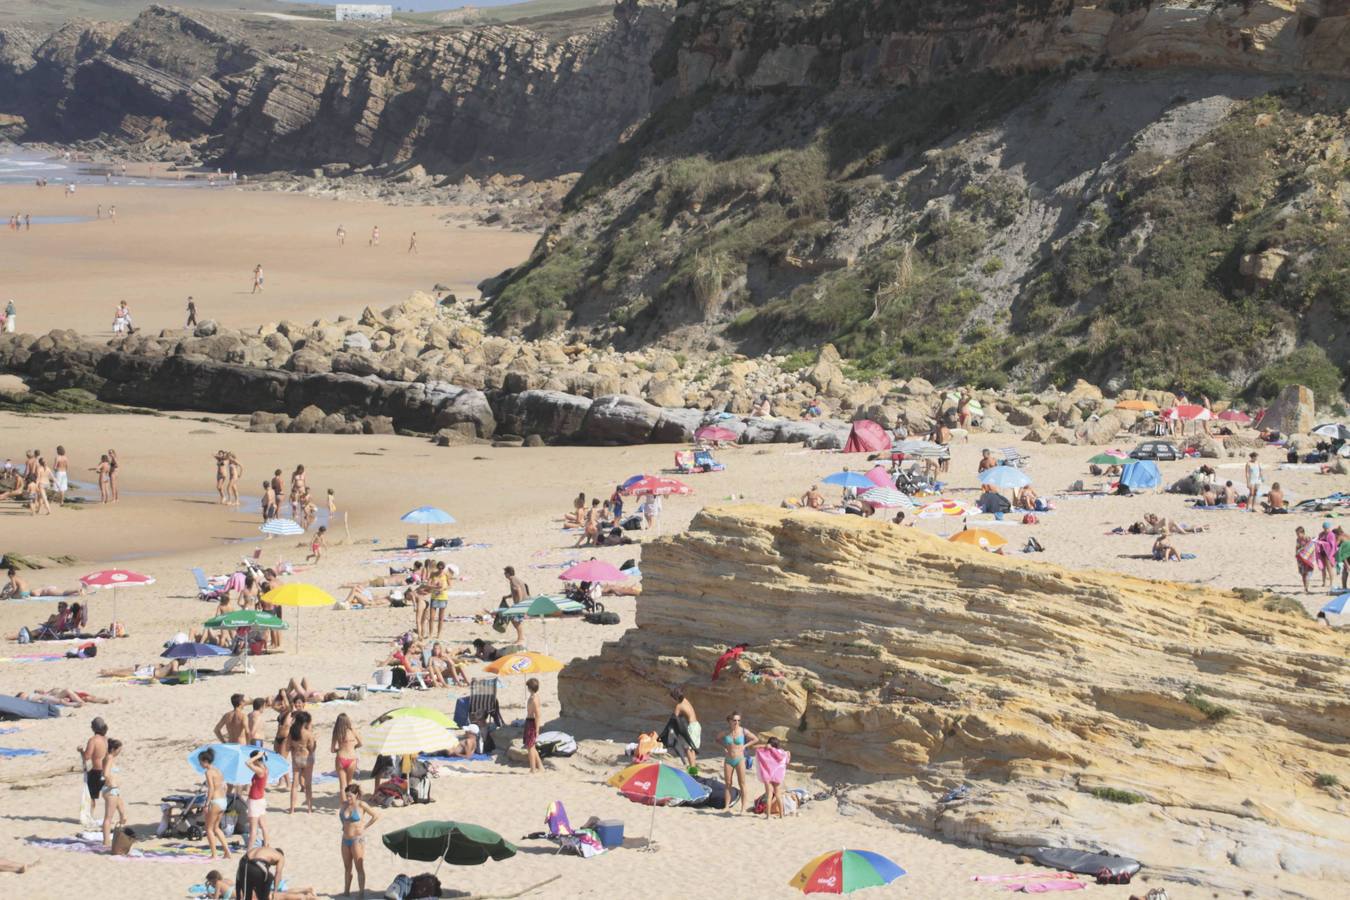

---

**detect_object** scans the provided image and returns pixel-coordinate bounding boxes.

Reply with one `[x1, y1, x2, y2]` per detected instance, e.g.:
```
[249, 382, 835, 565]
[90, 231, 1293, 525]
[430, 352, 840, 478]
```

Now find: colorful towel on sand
[0, 746, 46, 757]
[421, 754, 494, 764]
[27, 837, 213, 862]
[1007, 881, 1085, 893]
[972, 873, 1074, 883]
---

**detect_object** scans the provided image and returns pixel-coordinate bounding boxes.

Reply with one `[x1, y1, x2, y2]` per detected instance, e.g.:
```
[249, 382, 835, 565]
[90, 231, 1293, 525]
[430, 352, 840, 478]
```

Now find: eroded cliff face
[0, 4, 668, 177]
[560, 506, 1350, 893]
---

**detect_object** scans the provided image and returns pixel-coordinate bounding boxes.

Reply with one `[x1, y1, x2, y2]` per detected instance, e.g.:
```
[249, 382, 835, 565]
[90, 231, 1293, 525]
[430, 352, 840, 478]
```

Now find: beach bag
[409, 765, 432, 804]
[383, 874, 412, 900]
[408, 874, 441, 899]
[17, 627, 29, 644]
[621, 516, 643, 531]
[585, 611, 620, 626]
[535, 731, 577, 758]
[1022, 513, 1038, 525]
[391, 667, 410, 689]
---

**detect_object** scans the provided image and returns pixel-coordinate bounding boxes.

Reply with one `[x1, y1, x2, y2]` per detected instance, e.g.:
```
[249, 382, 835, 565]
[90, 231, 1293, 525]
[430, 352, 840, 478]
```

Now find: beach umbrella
[864, 466, 894, 489]
[483, 651, 564, 676]
[497, 596, 581, 654]
[608, 761, 712, 847]
[366, 716, 457, 757]
[917, 499, 966, 519]
[1312, 423, 1350, 441]
[1322, 593, 1349, 616]
[949, 528, 1008, 550]
[203, 609, 287, 630]
[823, 471, 875, 489]
[788, 849, 907, 894]
[382, 820, 516, 867]
[188, 743, 290, 785]
[372, 707, 458, 729]
[400, 506, 456, 542]
[860, 487, 912, 509]
[559, 560, 626, 583]
[1119, 460, 1162, 491]
[1217, 410, 1252, 424]
[1168, 404, 1211, 421]
[262, 583, 335, 652]
[979, 465, 1031, 490]
[695, 425, 738, 443]
[1114, 399, 1157, 412]
[79, 568, 154, 623]
[1087, 452, 1130, 465]
[891, 440, 947, 458]
[625, 475, 692, 496]
[260, 518, 304, 537]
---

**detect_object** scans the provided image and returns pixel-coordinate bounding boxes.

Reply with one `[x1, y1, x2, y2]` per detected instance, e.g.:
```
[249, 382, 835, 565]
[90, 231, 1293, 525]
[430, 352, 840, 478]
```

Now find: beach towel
[0, 694, 61, 719]
[26, 837, 212, 862]
[1008, 881, 1086, 893]
[755, 744, 789, 784]
[0, 746, 46, 757]
[420, 754, 494, 764]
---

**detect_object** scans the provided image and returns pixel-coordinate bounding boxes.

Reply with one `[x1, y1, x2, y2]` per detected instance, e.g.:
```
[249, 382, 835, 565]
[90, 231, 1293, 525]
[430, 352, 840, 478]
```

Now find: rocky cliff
[559, 505, 1350, 894]
[0, 4, 668, 177]
[485, 0, 1350, 399]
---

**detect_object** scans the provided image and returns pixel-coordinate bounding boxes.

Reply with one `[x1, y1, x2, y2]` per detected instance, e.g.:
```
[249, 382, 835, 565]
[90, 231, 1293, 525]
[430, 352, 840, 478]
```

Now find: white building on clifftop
[335, 4, 393, 22]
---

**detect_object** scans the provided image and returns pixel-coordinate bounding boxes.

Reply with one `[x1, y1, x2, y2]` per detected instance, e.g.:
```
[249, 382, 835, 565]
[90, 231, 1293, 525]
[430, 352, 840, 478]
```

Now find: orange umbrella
[949, 529, 1007, 550]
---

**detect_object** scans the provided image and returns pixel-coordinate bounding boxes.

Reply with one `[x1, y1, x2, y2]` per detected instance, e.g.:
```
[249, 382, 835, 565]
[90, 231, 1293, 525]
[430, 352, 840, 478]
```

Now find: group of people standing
[1295, 521, 1349, 594]
[566, 486, 661, 547]
[1, 445, 109, 512]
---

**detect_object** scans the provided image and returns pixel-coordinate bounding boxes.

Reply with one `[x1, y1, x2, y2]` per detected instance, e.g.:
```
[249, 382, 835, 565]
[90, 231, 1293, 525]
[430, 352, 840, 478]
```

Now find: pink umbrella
[560, 560, 627, 583]
[694, 426, 738, 443]
[865, 465, 894, 489]
[625, 476, 692, 496]
[1217, 410, 1251, 424]
[80, 569, 155, 624]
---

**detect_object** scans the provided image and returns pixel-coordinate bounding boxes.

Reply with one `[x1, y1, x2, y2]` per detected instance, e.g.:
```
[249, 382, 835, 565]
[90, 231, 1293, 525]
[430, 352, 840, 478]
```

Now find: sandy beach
[0, 407, 1340, 899]
[0, 184, 535, 337]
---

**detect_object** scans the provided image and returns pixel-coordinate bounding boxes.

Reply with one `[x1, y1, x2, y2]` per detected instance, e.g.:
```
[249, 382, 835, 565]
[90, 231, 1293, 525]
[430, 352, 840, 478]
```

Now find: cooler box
[406, 534, 420, 549]
[453, 695, 471, 728]
[593, 819, 624, 849]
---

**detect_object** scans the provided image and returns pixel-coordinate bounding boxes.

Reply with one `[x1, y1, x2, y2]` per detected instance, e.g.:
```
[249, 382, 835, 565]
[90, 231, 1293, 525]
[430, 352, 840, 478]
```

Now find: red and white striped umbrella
[625, 476, 692, 496]
[1165, 404, 1211, 421]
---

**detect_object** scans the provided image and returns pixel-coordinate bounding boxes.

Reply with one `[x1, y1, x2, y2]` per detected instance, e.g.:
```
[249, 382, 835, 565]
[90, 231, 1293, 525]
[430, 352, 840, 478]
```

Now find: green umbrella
[204, 609, 288, 629]
[382, 820, 517, 866]
[1087, 452, 1129, 465]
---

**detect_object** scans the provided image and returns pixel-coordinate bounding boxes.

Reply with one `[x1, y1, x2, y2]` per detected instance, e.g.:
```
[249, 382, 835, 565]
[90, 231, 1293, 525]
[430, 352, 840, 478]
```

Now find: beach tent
[843, 420, 891, 453]
[0, 694, 61, 720]
[1119, 460, 1162, 491]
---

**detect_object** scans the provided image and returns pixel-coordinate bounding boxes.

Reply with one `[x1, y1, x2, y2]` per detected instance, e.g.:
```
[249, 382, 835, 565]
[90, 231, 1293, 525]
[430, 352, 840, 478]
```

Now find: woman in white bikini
[287, 711, 316, 814]
[199, 747, 232, 859]
[100, 739, 127, 846]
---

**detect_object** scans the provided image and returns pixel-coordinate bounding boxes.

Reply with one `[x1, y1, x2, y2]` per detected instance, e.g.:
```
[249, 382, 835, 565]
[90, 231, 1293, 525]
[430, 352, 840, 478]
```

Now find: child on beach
[306, 526, 327, 564]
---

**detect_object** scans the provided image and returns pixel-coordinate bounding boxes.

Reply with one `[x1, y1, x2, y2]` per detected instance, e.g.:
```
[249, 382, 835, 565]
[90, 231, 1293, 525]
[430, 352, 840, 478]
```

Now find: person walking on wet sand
[186, 296, 198, 329]
[369, 225, 380, 247]
[91, 454, 111, 503]
[53, 445, 69, 506]
[108, 205, 115, 225]
[252, 264, 264, 294]
[407, 231, 418, 254]
[336, 224, 346, 247]
[107, 449, 120, 502]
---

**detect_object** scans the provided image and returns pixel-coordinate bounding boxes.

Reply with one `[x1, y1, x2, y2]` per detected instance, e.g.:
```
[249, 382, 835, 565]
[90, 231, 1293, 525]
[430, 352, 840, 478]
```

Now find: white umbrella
[260, 518, 304, 536]
[861, 488, 913, 509]
[366, 716, 457, 757]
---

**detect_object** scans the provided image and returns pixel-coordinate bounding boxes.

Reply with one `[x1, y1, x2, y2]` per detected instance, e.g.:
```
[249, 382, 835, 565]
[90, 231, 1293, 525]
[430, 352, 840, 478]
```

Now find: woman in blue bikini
[719, 712, 759, 814]
[339, 783, 380, 896]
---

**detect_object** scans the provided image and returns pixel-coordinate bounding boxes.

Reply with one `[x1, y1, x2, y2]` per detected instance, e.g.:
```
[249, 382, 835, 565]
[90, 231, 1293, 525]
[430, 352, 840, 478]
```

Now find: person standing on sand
[641, 491, 663, 532]
[215, 693, 249, 745]
[52, 445, 69, 506]
[97, 204, 101, 220]
[369, 225, 380, 247]
[80, 717, 110, 815]
[524, 677, 543, 774]
[336, 224, 346, 246]
[338, 783, 379, 897]
[4, 299, 15, 333]
[30, 456, 52, 516]
[91, 453, 111, 503]
[1316, 520, 1339, 589]
[252, 264, 265, 294]
[719, 712, 758, 814]
[215, 451, 229, 503]
[247, 698, 267, 747]
[186, 296, 198, 328]
[198, 748, 232, 860]
[227, 453, 242, 506]
[108, 205, 115, 225]
[244, 750, 270, 850]
[99, 739, 126, 847]
[106, 448, 119, 502]
[287, 710, 316, 814]
[1295, 526, 1316, 594]
[1244, 452, 1262, 513]
[407, 231, 418, 254]
[660, 687, 700, 769]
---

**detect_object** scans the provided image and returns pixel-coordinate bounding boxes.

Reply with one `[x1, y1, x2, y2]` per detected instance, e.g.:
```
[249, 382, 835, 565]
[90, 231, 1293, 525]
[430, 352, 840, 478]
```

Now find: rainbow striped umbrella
[607, 761, 711, 850]
[788, 849, 907, 894]
[918, 499, 966, 519]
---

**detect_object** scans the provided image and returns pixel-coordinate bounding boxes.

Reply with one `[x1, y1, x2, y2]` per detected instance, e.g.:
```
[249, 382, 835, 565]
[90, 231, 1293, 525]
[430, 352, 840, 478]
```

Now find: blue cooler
[406, 534, 420, 549]
[593, 819, 624, 849]
[453, 695, 471, 727]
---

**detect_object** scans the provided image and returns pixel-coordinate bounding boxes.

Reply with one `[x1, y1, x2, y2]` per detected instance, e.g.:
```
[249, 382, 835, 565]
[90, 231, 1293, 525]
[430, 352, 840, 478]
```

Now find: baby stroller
[564, 583, 605, 615]
[157, 791, 206, 841]
[893, 465, 935, 495]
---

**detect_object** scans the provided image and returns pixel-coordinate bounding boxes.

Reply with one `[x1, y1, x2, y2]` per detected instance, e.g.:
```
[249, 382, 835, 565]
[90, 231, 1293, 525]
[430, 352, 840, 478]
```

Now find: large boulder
[651, 406, 702, 443]
[581, 394, 661, 444]
[495, 390, 592, 441]
[1076, 413, 1124, 445]
[645, 376, 686, 408]
[1265, 384, 1315, 435]
[426, 385, 495, 439]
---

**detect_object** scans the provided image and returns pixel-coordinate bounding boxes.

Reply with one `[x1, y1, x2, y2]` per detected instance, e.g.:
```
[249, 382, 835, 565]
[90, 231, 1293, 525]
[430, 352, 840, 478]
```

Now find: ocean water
[0, 148, 208, 188]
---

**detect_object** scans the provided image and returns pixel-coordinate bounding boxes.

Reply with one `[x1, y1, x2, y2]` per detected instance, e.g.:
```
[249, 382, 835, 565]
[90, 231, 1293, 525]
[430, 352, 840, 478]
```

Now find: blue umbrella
[188, 744, 291, 785]
[400, 506, 456, 541]
[161, 642, 230, 660]
[260, 518, 304, 536]
[823, 472, 875, 489]
[979, 465, 1031, 490]
[1119, 460, 1162, 491]
[1322, 593, 1349, 615]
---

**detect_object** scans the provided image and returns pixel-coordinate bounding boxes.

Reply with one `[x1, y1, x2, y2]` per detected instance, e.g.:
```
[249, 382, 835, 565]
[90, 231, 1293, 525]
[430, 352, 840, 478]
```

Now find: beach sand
[0, 184, 535, 336]
[0, 410, 1335, 899]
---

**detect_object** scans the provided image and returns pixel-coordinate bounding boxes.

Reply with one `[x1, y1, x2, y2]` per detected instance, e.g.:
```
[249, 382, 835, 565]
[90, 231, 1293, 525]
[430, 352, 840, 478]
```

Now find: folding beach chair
[999, 447, 1030, 468]
[191, 567, 228, 602]
[468, 678, 503, 728]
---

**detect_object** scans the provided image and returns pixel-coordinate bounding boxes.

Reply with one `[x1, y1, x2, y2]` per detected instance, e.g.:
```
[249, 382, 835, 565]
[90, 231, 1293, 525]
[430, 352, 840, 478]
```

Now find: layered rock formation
[0, 4, 667, 177]
[559, 505, 1350, 893]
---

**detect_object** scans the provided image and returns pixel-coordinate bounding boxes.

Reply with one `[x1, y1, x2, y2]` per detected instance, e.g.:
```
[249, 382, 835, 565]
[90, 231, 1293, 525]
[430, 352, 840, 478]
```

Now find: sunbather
[99, 659, 182, 679]
[452, 724, 480, 757]
[1152, 534, 1182, 562]
[0, 857, 38, 874]
[284, 677, 338, 703]
[16, 687, 112, 706]
[427, 642, 469, 686]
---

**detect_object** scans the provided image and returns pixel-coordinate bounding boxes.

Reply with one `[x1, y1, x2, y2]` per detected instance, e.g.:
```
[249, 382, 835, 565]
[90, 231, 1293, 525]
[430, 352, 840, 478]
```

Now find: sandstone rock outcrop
[1264, 383, 1316, 436]
[560, 506, 1349, 892]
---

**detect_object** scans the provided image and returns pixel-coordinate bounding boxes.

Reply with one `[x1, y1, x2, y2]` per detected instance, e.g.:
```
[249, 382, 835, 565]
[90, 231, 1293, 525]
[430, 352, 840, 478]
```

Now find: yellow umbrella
[366, 716, 457, 756]
[1114, 399, 1158, 412]
[373, 707, 457, 729]
[261, 583, 335, 652]
[483, 652, 564, 676]
[949, 528, 1008, 550]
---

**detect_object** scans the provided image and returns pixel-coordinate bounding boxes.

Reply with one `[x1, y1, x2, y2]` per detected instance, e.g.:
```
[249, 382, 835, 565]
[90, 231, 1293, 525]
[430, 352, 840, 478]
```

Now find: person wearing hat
[452, 724, 480, 758]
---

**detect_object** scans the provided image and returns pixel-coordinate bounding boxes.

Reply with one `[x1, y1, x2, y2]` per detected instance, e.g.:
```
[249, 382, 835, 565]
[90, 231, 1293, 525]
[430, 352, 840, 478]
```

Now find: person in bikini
[331, 713, 362, 794]
[719, 711, 759, 815]
[338, 784, 380, 896]
[215, 451, 229, 503]
[100, 739, 127, 846]
[198, 748, 232, 859]
[287, 710, 316, 814]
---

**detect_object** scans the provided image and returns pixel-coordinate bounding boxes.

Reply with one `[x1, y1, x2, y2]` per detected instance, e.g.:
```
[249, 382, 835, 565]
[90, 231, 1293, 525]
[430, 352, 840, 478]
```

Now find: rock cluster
[559, 505, 1350, 892]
